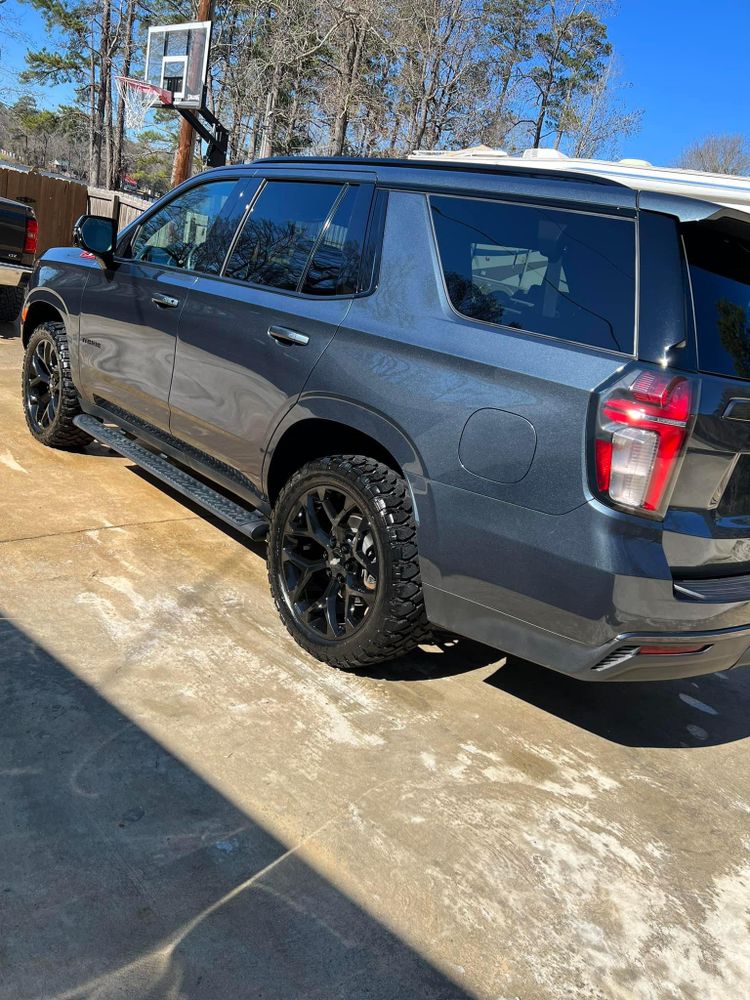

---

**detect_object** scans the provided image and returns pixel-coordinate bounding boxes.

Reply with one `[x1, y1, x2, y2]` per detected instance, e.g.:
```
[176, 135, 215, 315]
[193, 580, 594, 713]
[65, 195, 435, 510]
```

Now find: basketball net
[115, 77, 171, 131]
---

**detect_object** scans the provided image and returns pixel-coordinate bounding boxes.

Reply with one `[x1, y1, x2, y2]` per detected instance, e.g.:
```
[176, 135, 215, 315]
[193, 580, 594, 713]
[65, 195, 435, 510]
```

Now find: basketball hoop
[115, 76, 172, 131]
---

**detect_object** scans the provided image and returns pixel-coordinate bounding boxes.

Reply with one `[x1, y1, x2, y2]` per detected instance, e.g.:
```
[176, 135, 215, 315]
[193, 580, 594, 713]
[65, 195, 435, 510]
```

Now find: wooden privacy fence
[0, 165, 152, 257]
[0, 165, 88, 256]
[87, 188, 151, 230]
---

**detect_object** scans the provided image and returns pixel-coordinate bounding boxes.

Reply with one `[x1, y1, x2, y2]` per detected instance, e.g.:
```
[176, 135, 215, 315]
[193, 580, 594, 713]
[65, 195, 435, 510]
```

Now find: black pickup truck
[0, 194, 37, 323]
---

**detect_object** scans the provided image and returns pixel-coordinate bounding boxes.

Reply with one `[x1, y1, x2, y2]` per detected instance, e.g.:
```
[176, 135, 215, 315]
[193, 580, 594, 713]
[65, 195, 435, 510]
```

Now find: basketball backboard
[144, 21, 212, 109]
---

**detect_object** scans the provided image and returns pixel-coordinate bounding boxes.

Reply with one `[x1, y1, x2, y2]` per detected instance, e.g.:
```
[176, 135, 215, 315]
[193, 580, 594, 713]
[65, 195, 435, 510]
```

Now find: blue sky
[1, 0, 749, 165]
[607, 0, 750, 162]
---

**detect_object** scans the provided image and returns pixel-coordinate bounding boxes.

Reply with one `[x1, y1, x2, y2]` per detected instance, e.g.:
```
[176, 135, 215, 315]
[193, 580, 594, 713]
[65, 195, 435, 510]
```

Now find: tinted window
[301, 186, 366, 295]
[224, 181, 343, 290]
[130, 180, 239, 273]
[684, 225, 750, 380]
[430, 195, 636, 353]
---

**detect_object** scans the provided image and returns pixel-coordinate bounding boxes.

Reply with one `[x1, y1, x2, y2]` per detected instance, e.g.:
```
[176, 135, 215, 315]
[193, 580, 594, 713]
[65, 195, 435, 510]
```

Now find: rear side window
[430, 195, 636, 354]
[684, 225, 750, 380]
[225, 180, 344, 291]
[301, 186, 367, 295]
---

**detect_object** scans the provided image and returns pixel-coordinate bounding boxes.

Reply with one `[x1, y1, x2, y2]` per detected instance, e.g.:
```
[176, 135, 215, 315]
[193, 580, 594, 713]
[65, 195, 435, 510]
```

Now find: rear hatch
[0, 195, 31, 265]
[664, 214, 750, 585]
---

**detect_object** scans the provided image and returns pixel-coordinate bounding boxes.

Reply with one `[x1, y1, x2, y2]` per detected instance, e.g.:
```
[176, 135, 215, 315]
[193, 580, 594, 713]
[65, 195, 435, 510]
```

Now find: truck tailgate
[0, 196, 29, 263]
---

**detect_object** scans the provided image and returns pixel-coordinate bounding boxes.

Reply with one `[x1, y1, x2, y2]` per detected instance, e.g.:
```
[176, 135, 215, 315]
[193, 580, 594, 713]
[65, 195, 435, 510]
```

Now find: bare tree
[110, 0, 137, 188]
[678, 134, 750, 176]
[568, 56, 642, 158]
[13, 0, 643, 185]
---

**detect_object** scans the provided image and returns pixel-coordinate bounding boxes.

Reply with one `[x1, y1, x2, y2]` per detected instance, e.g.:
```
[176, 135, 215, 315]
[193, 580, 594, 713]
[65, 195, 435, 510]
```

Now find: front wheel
[267, 455, 428, 670]
[22, 321, 91, 449]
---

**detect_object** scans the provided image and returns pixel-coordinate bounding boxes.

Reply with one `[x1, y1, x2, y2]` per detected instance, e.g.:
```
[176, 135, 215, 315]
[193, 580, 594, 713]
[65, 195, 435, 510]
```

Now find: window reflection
[130, 180, 239, 274]
[225, 181, 343, 291]
[302, 186, 364, 295]
[685, 226, 750, 381]
[431, 195, 635, 353]
[716, 298, 750, 379]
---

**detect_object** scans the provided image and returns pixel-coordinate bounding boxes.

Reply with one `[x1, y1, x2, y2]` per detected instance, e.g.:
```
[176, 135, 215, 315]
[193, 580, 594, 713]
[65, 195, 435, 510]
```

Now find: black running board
[74, 414, 269, 541]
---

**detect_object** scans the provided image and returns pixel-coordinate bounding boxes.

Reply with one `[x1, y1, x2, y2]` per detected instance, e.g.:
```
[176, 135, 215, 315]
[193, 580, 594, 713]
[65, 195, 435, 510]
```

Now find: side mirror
[73, 214, 117, 269]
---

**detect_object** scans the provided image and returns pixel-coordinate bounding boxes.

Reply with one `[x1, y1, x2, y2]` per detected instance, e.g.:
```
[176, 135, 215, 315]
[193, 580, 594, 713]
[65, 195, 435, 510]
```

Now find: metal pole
[171, 0, 213, 187]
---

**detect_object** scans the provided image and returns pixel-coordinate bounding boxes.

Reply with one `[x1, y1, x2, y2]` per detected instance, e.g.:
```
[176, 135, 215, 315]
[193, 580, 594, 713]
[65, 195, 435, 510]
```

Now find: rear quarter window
[430, 194, 636, 354]
[683, 225, 750, 380]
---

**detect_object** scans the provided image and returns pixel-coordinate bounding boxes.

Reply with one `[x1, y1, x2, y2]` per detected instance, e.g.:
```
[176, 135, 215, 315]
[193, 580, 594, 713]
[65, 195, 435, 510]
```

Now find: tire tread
[22, 321, 90, 449]
[268, 454, 429, 670]
[0, 285, 24, 323]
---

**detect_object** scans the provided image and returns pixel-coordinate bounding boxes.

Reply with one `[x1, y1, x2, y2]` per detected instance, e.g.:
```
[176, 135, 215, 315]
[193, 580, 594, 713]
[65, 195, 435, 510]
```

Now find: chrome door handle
[268, 325, 309, 347]
[151, 293, 179, 308]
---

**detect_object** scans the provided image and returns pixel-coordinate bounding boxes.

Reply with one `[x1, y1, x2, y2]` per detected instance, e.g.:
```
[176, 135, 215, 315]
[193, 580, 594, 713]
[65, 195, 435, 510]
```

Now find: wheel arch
[264, 399, 428, 511]
[21, 293, 69, 347]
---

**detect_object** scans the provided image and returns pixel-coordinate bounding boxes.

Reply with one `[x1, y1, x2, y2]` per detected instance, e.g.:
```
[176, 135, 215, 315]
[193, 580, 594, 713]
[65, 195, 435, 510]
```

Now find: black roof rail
[248, 154, 627, 189]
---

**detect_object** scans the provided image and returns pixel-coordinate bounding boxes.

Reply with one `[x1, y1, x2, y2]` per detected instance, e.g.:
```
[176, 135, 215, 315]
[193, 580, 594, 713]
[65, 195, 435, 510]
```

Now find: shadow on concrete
[359, 635, 501, 681]
[129, 466, 501, 681]
[126, 464, 750, 745]
[0, 615, 472, 1000]
[485, 655, 750, 749]
[82, 439, 128, 459]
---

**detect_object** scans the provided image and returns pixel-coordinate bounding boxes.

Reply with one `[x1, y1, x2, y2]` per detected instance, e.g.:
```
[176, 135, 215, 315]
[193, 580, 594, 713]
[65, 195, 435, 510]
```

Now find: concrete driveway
[1, 325, 749, 1000]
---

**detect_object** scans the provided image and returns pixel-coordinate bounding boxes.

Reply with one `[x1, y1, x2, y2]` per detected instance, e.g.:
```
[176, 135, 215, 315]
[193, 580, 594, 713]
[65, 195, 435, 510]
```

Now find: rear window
[430, 195, 636, 354]
[684, 225, 750, 380]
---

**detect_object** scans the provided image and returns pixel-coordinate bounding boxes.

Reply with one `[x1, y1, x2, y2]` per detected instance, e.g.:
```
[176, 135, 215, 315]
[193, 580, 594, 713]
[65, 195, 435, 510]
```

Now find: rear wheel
[268, 455, 428, 669]
[22, 321, 91, 449]
[0, 285, 24, 323]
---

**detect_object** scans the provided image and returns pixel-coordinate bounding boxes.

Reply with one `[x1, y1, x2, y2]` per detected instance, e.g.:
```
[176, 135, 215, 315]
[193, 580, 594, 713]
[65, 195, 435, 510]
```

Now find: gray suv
[20, 157, 750, 681]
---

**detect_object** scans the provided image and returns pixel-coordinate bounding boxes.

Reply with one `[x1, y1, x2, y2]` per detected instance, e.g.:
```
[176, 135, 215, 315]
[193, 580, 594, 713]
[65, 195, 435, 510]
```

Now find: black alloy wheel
[21, 321, 90, 449]
[268, 455, 428, 670]
[25, 335, 62, 432]
[280, 484, 379, 640]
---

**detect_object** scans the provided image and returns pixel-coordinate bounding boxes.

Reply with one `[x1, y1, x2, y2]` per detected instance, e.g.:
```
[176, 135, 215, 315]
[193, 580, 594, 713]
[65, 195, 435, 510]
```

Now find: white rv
[409, 146, 750, 212]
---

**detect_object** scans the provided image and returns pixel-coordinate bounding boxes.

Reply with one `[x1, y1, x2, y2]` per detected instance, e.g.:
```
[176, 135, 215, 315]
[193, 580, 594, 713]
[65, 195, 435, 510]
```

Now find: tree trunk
[88, 39, 96, 182]
[112, 0, 136, 189]
[258, 60, 283, 158]
[104, 85, 113, 186]
[91, 0, 112, 187]
[533, 27, 564, 149]
[331, 21, 364, 156]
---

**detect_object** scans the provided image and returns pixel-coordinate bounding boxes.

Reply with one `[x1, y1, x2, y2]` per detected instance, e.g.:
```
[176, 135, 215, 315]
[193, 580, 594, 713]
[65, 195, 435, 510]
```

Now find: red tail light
[24, 217, 38, 255]
[594, 371, 694, 516]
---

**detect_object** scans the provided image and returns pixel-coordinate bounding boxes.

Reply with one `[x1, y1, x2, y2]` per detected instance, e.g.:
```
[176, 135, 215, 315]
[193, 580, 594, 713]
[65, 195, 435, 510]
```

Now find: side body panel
[302, 189, 631, 650]
[76, 260, 197, 433]
[170, 280, 352, 483]
[169, 170, 374, 485]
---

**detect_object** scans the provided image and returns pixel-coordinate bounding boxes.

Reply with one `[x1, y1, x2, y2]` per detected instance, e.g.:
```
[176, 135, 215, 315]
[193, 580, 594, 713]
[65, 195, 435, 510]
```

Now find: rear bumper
[0, 263, 32, 287]
[586, 625, 750, 681]
[419, 480, 750, 682]
[424, 584, 750, 681]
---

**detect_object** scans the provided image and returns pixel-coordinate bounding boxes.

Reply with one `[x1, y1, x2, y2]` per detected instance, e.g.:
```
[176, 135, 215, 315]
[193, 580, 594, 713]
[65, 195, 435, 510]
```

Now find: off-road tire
[0, 285, 24, 323]
[268, 455, 429, 669]
[22, 321, 91, 449]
